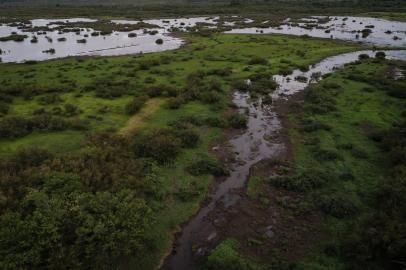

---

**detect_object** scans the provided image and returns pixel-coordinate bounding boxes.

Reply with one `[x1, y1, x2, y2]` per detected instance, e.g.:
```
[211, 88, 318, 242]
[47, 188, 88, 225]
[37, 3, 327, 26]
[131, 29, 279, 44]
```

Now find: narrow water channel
[161, 49, 406, 270]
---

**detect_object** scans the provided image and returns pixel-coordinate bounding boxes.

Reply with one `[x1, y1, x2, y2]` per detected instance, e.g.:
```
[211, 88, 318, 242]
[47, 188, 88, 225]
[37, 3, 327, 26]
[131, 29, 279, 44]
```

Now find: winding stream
[161, 49, 406, 269]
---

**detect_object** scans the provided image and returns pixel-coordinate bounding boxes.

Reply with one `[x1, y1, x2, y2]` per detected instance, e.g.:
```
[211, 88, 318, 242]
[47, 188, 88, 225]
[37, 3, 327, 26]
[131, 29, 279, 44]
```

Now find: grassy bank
[267, 58, 406, 269]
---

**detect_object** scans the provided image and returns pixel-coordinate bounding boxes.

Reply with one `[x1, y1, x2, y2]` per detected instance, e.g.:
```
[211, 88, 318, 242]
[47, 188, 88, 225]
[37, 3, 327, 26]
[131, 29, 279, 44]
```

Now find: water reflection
[1, 16, 406, 63]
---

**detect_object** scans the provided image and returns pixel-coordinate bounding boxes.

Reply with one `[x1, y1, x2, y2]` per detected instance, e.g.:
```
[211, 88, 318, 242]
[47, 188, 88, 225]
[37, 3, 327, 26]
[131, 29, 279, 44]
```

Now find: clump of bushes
[0, 102, 9, 116]
[165, 97, 184, 109]
[186, 156, 228, 176]
[248, 56, 268, 65]
[85, 78, 130, 99]
[133, 129, 180, 163]
[231, 79, 250, 92]
[37, 94, 62, 105]
[227, 113, 248, 129]
[0, 115, 87, 139]
[174, 126, 200, 148]
[358, 54, 370, 60]
[316, 193, 359, 218]
[303, 84, 337, 114]
[270, 168, 335, 192]
[205, 239, 260, 270]
[125, 95, 148, 115]
[132, 127, 199, 164]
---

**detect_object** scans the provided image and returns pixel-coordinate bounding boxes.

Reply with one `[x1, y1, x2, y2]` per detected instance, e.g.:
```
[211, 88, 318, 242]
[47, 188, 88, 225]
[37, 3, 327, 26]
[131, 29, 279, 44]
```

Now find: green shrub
[186, 156, 228, 176]
[205, 239, 261, 270]
[174, 127, 200, 148]
[270, 169, 334, 192]
[133, 129, 182, 164]
[165, 97, 184, 109]
[231, 79, 250, 92]
[317, 193, 359, 218]
[248, 56, 268, 65]
[125, 95, 148, 115]
[227, 113, 248, 129]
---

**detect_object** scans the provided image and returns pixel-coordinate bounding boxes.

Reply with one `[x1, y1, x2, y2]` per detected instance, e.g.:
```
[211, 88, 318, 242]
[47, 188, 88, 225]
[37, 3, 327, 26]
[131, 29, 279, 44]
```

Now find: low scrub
[227, 113, 248, 129]
[270, 168, 335, 192]
[125, 95, 148, 115]
[186, 156, 228, 176]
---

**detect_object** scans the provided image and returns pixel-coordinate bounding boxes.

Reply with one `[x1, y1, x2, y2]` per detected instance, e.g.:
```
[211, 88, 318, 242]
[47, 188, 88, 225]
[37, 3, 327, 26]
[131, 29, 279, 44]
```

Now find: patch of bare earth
[119, 98, 164, 136]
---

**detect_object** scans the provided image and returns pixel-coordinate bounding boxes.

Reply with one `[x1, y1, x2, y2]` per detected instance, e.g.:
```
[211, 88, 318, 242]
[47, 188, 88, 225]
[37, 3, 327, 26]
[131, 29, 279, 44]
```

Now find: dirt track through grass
[119, 98, 164, 135]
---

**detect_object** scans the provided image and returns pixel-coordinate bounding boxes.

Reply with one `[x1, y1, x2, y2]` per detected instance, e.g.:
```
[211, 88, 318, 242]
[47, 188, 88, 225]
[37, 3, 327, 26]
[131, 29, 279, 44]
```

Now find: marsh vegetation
[0, 2, 405, 270]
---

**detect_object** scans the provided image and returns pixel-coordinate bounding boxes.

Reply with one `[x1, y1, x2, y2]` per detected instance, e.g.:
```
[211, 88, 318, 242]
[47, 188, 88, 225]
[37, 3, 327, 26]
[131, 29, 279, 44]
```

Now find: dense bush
[133, 128, 182, 164]
[250, 78, 278, 95]
[0, 180, 151, 269]
[0, 116, 31, 138]
[205, 239, 261, 270]
[227, 113, 248, 129]
[85, 78, 130, 99]
[1, 101, 12, 116]
[186, 156, 228, 176]
[165, 96, 184, 109]
[317, 193, 359, 218]
[125, 95, 148, 115]
[231, 79, 250, 92]
[270, 168, 334, 192]
[0, 115, 86, 139]
[248, 56, 268, 65]
[303, 85, 337, 113]
[37, 94, 62, 105]
[174, 127, 200, 148]
[0, 132, 158, 270]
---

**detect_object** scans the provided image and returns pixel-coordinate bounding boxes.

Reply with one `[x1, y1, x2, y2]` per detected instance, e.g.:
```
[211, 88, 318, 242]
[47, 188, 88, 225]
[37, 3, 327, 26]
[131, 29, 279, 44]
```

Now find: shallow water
[273, 50, 406, 97]
[0, 17, 220, 63]
[161, 49, 406, 270]
[2, 16, 405, 63]
[227, 16, 406, 47]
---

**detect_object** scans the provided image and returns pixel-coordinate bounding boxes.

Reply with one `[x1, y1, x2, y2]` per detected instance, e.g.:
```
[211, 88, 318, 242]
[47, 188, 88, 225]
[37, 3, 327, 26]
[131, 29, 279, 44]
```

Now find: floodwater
[1, 16, 406, 63]
[0, 17, 220, 63]
[161, 49, 406, 270]
[227, 16, 406, 47]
